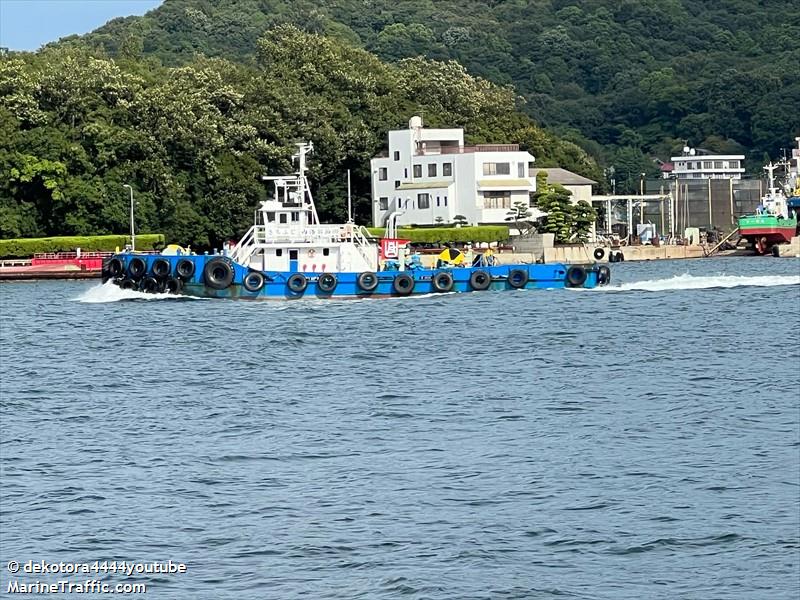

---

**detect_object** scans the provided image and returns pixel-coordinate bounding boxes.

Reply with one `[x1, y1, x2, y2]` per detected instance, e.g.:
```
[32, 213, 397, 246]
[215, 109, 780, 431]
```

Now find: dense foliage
[78, 0, 800, 189]
[0, 234, 164, 258]
[532, 173, 597, 243]
[2, 24, 599, 245]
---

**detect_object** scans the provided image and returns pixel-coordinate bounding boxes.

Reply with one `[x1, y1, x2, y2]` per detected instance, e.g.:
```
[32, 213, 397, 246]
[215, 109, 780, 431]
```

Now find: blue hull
[104, 253, 608, 299]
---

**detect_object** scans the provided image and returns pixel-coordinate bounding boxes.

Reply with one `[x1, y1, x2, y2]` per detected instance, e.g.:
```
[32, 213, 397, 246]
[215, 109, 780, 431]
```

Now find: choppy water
[1, 257, 799, 599]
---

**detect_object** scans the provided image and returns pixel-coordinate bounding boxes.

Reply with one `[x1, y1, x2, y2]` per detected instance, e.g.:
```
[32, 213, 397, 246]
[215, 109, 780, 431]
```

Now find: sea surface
[1, 257, 799, 599]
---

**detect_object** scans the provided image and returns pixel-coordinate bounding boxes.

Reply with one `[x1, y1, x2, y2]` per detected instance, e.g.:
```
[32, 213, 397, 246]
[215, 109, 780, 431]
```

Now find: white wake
[74, 281, 199, 303]
[602, 273, 800, 292]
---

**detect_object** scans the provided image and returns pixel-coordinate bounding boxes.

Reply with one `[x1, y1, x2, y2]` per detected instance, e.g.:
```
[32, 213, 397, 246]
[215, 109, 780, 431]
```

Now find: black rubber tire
[597, 265, 611, 285]
[432, 271, 454, 293]
[107, 257, 123, 278]
[287, 273, 308, 293]
[507, 268, 529, 289]
[357, 271, 379, 292]
[203, 258, 234, 290]
[176, 259, 195, 280]
[392, 273, 415, 296]
[243, 271, 265, 292]
[151, 258, 171, 278]
[771, 245, 780, 257]
[616, 251, 625, 262]
[593, 248, 605, 260]
[127, 257, 147, 279]
[317, 273, 337, 293]
[608, 252, 616, 263]
[140, 276, 160, 293]
[566, 266, 588, 287]
[119, 278, 137, 290]
[163, 277, 183, 294]
[469, 270, 492, 291]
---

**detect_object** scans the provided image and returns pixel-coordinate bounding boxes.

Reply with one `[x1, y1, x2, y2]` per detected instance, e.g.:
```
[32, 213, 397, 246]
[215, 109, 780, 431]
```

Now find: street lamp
[123, 184, 135, 251]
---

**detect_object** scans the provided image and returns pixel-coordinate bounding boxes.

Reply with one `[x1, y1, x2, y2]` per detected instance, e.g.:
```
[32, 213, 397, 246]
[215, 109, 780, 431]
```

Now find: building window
[279, 213, 287, 223]
[378, 167, 387, 181]
[323, 248, 330, 256]
[394, 180, 400, 189]
[686, 162, 693, 170]
[436, 196, 440, 207]
[483, 191, 511, 209]
[379, 197, 388, 210]
[518, 162, 525, 178]
[394, 151, 400, 161]
[443, 162, 452, 176]
[703, 161, 712, 169]
[483, 162, 510, 176]
[404, 168, 408, 178]
[417, 193, 430, 209]
[428, 164, 437, 177]
[266, 212, 276, 223]
[729, 160, 740, 169]
[443, 197, 448, 206]
[405, 198, 412, 209]
[413, 164, 422, 178]
[291, 212, 299, 222]
[714, 161, 723, 169]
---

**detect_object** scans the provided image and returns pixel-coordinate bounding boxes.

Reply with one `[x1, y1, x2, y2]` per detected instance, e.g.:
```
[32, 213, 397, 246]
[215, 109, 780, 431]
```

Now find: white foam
[74, 281, 197, 303]
[601, 273, 800, 292]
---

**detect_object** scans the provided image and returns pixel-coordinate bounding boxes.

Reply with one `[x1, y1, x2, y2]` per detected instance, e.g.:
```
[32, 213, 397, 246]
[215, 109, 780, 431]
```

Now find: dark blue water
[2, 257, 799, 599]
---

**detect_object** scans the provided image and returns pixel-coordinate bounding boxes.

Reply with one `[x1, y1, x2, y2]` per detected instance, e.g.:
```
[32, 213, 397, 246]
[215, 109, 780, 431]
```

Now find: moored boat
[103, 143, 610, 298]
[738, 140, 800, 255]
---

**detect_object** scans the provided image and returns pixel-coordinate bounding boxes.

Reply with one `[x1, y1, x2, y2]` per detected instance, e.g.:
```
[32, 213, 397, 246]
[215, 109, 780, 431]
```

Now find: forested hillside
[77, 0, 800, 184]
[1, 26, 594, 243]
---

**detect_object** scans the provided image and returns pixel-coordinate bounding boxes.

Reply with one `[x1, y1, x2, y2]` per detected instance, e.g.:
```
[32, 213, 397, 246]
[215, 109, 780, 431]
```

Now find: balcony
[416, 144, 520, 156]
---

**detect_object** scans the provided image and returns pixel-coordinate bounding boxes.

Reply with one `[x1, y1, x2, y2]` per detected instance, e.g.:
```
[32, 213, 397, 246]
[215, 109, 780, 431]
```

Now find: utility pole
[123, 184, 135, 251]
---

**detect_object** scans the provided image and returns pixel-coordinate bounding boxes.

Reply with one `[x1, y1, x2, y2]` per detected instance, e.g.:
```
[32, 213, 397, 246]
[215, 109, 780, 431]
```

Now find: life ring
[243, 271, 265, 292]
[357, 271, 379, 292]
[566, 265, 588, 287]
[287, 273, 308, 293]
[593, 248, 605, 260]
[127, 257, 147, 279]
[469, 270, 491, 291]
[507, 268, 528, 289]
[107, 257, 123, 278]
[432, 271, 454, 293]
[163, 277, 183, 294]
[317, 273, 337, 293]
[392, 273, 414, 295]
[151, 258, 171, 278]
[597, 265, 611, 285]
[119, 278, 137, 290]
[176, 259, 195, 279]
[203, 258, 234, 290]
[139, 276, 160, 293]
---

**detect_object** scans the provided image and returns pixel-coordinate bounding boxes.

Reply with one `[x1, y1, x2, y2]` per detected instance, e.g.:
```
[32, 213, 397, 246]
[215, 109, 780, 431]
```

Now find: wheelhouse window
[379, 197, 388, 210]
[443, 162, 452, 176]
[417, 193, 430, 209]
[483, 162, 510, 176]
[378, 167, 388, 181]
[413, 164, 422, 178]
[323, 248, 330, 256]
[483, 191, 511, 209]
[428, 164, 437, 177]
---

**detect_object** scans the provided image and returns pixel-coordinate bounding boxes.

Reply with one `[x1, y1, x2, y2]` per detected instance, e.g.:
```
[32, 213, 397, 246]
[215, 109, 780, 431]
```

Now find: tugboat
[103, 143, 610, 298]
[738, 140, 800, 255]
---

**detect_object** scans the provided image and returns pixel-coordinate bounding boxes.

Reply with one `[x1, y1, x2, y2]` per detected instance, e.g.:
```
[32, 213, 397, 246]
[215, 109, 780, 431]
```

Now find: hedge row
[365, 226, 509, 244]
[0, 234, 165, 258]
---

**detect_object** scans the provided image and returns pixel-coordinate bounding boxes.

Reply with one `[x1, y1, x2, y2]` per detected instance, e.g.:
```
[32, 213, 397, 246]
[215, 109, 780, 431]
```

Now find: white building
[370, 117, 537, 226]
[668, 147, 745, 180]
[529, 168, 596, 204]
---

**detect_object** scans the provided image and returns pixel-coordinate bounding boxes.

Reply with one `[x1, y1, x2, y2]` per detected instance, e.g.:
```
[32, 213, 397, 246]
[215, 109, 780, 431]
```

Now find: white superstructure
[370, 117, 537, 226]
[231, 142, 378, 273]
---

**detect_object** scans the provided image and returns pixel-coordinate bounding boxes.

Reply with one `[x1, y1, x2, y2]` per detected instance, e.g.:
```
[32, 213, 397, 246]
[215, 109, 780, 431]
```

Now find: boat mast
[294, 142, 319, 225]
